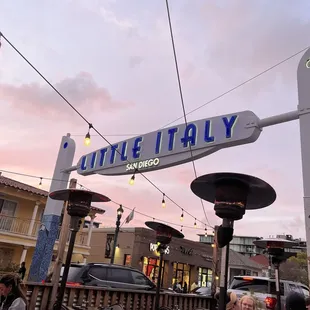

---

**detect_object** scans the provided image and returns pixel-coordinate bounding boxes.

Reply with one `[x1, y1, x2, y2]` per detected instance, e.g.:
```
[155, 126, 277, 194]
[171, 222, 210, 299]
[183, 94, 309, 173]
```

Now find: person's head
[0, 274, 27, 302]
[286, 292, 306, 310]
[305, 297, 310, 310]
[240, 295, 256, 310]
[215, 291, 239, 310]
[21, 262, 25, 267]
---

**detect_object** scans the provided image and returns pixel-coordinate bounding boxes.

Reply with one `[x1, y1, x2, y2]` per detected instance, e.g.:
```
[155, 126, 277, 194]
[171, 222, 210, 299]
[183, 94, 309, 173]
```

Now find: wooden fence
[25, 283, 213, 310]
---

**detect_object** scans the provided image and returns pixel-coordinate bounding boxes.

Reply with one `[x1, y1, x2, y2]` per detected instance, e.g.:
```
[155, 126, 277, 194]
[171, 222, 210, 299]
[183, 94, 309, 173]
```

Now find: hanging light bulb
[129, 173, 135, 185]
[211, 230, 215, 236]
[204, 227, 208, 237]
[194, 219, 197, 228]
[38, 177, 43, 189]
[84, 123, 92, 146]
[211, 243, 216, 248]
[215, 276, 219, 280]
[162, 193, 166, 208]
[180, 210, 184, 222]
[180, 225, 183, 232]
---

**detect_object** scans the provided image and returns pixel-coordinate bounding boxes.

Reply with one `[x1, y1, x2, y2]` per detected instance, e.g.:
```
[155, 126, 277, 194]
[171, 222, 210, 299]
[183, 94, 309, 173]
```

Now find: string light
[194, 219, 197, 228]
[211, 230, 215, 236]
[38, 177, 43, 189]
[204, 227, 208, 236]
[84, 123, 92, 146]
[0, 168, 212, 233]
[129, 173, 135, 185]
[180, 210, 184, 222]
[180, 225, 183, 232]
[162, 193, 166, 208]
[211, 243, 216, 248]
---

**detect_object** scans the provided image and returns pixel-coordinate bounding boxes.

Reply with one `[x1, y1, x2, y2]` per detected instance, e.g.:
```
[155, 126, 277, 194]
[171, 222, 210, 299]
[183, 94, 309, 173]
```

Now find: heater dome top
[145, 221, 184, 239]
[190, 172, 276, 210]
[49, 189, 110, 203]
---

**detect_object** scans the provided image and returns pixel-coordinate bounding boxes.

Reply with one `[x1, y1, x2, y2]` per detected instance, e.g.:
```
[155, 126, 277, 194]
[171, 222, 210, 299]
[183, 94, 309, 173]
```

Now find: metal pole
[110, 214, 121, 264]
[297, 47, 310, 285]
[155, 250, 164, 310]
[54, 216, 80, 310]
[49, 179, 77, 310]
[218, 219, 234, 310]
[211, 226, 219, 299]
[274, 263, 281, 310]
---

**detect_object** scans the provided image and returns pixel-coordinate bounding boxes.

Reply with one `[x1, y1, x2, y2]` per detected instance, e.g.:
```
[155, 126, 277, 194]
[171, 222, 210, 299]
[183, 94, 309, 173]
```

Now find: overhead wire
[165, 0, 211, 227]
[0, 168, 208, 232]
[159, 46, 310, 129]
[0, 31, 213, 229]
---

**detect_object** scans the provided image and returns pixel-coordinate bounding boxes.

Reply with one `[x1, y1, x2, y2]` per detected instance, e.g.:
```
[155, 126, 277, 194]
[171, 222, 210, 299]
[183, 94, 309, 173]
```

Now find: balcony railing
[0, 214, 40, 237]
[0, 215, 88, 246]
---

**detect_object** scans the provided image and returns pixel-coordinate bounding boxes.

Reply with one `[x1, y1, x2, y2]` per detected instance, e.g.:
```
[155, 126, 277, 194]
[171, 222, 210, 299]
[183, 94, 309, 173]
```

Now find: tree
[280, 252, 308, 285]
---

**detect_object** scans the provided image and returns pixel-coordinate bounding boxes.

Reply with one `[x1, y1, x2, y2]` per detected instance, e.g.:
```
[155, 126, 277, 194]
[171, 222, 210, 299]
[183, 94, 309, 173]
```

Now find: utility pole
[48, 178, 77, 310]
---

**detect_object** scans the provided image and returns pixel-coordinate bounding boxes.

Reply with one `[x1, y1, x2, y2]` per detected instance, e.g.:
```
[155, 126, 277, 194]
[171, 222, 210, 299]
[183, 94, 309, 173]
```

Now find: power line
[165, 0, 210, 226]
[159, 46, 310, 129]
[0, 31, 213, 230]
[0, 169, 211, 232]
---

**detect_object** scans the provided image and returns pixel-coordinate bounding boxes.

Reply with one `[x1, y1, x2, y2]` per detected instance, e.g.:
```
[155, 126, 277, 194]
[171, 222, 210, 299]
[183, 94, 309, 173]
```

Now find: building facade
[199, 234, 264, 257]
[88, 227, 215, 290]
[0, 175, 103, 277]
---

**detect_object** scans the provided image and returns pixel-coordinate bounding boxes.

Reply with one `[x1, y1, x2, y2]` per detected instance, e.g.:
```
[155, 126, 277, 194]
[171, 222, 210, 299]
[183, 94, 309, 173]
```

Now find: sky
[1, 0, 310, 242]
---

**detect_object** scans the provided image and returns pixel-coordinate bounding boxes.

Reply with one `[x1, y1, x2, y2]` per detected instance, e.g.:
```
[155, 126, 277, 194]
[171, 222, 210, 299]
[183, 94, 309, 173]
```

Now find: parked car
[59, 263, 156, 291]
[228, 276, 309, 310]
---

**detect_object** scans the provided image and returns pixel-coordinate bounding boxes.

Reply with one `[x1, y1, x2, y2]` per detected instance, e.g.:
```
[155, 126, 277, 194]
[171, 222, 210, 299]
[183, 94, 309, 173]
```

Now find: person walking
[17, 263, 26, 281]
[0, 274, 27, 310]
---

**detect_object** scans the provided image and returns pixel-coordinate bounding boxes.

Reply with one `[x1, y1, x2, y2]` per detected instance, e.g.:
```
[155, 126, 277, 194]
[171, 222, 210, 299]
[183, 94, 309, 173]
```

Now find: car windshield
[230, 278, 284, 295]
[60, 266, 83, 282]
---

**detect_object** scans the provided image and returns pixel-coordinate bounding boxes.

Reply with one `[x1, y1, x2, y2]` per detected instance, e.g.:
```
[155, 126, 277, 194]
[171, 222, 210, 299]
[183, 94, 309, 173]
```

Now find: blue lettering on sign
[81, 156, 87, 171]
[181, 124, 197, 147]
[204, 120, 215, 143]
[155, 132, 162, 155]
[223, 115, 238, 138]
[110, 144, 119, 164]
[120, 141, 128, 161]
[99, 148, 108, 167]
[168, 128, 178, 151]
[90, 152, 97, 169]
[133, 137, 143, 159]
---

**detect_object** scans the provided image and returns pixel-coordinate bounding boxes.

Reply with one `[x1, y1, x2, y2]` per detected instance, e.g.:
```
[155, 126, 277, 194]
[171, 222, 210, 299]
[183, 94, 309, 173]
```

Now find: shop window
[198, 267, 212, 288]
[172, 263, 191, 292]
[124, 254, 132, 266]
[143, 257, 164, 286]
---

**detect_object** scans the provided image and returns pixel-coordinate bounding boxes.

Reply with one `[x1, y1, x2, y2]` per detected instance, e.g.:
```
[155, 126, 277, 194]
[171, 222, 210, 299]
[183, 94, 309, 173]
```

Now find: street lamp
[110, 204, 124, 264]
[191, 172, 276, 310]
[253, 238, 298, 310]
[49, 189, 110, 310]
[145, 221, 184, 310]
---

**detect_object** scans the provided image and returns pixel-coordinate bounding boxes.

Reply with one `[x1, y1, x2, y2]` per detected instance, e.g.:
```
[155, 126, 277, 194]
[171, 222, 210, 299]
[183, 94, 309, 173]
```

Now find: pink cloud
[0, 72, 134, 121]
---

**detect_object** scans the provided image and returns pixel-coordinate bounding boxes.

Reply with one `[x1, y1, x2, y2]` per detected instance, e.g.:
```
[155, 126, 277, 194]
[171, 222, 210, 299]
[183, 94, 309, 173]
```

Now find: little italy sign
[77, 111, 261, 176]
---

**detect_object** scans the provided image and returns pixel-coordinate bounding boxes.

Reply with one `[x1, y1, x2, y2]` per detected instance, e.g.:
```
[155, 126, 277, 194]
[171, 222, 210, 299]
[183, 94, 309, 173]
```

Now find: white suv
[228, 276, 309, 310]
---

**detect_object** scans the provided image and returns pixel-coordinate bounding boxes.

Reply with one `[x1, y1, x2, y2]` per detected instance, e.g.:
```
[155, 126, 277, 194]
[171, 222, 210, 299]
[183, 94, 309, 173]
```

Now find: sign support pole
[297, 48, 310, 284]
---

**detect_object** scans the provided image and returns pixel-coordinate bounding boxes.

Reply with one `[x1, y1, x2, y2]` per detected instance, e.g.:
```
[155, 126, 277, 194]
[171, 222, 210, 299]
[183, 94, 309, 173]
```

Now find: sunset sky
[1, 0, 310, 241]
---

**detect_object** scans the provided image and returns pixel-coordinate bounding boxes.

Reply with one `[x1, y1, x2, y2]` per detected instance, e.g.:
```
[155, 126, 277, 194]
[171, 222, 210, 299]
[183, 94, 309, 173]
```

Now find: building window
[143, 257, 164, 286]
[198, 267, 212, 288]
[105, 234, 115, 258]
[124, 254, 132, 266]
[172, 263, 191, 292]
[0, 199, 17, 231]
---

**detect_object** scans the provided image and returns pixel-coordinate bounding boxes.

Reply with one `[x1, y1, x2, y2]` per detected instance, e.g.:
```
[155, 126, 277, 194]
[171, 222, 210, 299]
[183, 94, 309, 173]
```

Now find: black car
[60, 263, 156, 291]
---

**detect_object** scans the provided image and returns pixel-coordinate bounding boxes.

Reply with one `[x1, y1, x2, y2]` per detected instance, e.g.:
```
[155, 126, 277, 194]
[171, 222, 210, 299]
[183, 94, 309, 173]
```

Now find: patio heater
[49, 189, 110, 310]
[254, 238, 298, 310]
[145, 221, 184, 310]
[191, 173, 276, 310]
